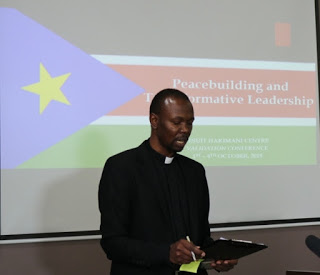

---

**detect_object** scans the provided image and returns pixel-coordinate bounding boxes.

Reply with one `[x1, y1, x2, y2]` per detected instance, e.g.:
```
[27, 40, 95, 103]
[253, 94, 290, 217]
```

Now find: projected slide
[0, 0, 319, 239]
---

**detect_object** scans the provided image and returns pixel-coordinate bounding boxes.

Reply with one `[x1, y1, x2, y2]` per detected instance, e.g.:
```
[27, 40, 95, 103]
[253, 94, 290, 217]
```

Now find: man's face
[150, 96, 194, 157]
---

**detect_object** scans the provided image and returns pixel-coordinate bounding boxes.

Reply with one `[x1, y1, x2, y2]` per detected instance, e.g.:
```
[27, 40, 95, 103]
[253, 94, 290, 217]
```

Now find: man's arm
[98, 156, 171, 267]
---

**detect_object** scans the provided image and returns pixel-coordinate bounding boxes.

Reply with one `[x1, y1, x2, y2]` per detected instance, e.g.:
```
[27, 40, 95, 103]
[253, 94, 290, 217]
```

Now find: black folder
[202, 238, 267, 261]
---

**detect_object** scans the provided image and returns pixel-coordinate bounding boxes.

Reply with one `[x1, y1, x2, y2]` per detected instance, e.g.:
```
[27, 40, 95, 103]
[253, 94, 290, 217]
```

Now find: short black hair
[149, 88, 190, 115]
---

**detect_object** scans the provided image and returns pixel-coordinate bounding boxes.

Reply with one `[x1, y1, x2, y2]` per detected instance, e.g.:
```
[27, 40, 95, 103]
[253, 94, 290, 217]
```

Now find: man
[98, 88, 238, 274]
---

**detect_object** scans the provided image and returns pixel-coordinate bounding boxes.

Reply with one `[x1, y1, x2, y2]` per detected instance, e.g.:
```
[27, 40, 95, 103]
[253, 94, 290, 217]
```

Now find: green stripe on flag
[18, 125, 317, 168]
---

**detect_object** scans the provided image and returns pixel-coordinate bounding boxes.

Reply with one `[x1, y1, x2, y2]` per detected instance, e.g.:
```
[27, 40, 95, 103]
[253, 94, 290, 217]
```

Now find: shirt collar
[145, 139, 175, 164]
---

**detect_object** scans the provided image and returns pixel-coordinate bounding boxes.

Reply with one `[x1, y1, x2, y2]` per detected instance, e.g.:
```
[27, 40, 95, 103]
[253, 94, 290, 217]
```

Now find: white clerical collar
[165, 156, 174, 164]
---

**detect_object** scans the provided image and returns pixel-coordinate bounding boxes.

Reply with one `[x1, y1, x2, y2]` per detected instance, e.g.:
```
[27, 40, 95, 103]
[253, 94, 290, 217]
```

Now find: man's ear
[150, 113, 158, 129]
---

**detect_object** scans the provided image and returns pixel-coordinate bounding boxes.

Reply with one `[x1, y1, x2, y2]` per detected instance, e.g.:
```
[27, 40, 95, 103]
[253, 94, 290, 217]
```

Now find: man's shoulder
[112, 146, 139, 158]
[177, 153, 205, 170]
[107, 141, 146, 163]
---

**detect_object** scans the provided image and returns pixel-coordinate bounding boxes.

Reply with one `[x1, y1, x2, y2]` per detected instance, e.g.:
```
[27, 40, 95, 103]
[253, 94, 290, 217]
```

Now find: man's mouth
[176, 140, 185, 145]
[176, 137, 188, 145]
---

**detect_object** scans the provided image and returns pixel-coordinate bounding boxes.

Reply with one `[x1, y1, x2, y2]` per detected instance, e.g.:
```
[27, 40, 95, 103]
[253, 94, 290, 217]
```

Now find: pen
[186, 235, 197, 262]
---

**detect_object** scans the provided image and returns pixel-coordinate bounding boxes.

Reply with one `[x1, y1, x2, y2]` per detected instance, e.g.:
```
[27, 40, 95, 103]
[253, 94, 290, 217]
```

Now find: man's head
[149, 88, 194, 157]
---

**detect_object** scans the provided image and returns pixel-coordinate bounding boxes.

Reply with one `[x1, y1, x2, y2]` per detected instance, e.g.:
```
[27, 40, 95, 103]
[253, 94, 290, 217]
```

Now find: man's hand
[210, 259, 238, 272]
[169, 239, 205, 265]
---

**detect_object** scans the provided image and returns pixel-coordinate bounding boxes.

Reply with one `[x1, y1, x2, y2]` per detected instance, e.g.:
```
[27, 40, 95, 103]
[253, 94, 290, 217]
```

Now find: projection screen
[0, 0, 319, 241]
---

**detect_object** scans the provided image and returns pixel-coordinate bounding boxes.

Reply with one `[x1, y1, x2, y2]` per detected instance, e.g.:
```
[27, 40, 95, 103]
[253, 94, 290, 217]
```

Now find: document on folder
[201, 237, 267, 264]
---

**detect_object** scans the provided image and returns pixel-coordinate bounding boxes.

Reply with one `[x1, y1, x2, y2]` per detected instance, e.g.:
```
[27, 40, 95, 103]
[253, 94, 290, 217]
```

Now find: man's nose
[180, 123, 191, 133]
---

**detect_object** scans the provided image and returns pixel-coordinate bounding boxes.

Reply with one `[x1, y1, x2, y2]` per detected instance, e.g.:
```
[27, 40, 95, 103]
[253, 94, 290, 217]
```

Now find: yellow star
[22, 63, 71, 114]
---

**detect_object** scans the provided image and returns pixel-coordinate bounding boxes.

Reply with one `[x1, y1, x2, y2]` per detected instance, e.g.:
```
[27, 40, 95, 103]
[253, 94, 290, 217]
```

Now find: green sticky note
[179, 259, 204, 273]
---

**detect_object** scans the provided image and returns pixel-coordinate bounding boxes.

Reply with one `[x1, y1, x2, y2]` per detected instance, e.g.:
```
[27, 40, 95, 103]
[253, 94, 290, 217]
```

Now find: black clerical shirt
[146, 141, 192, 241]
